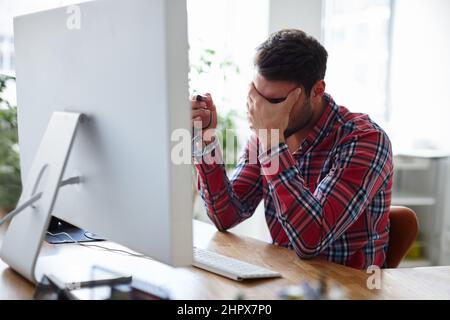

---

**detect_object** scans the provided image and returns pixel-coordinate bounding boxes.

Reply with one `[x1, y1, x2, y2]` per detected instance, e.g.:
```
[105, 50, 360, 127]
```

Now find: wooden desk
[1, 220, 449, 300]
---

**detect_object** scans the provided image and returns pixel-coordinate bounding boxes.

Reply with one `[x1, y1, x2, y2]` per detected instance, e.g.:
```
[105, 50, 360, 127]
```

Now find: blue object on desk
[45, 217, 105, 244]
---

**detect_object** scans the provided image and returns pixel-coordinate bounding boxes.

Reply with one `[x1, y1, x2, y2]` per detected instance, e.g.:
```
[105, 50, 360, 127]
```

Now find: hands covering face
[247, 83, 301, 151]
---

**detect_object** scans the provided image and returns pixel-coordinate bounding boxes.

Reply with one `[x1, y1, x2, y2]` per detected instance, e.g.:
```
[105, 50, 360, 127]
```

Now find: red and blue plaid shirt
[195, 94, 393, 269]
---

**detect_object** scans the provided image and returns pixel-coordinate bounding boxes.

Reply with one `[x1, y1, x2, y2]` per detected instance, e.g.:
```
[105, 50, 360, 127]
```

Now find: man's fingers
[192, 109, 209, 119]
[247, 100, 256, 117]
[191, 95, 207, 109]
[191, 93, 215, 111]
[192, 101, 207, 110]
[248, 82, 259, 102]
[285, 88, 302, 105]
[203, 93, 216, 111]
[247, 97, 254, 111]
[247, 107, 255, 130]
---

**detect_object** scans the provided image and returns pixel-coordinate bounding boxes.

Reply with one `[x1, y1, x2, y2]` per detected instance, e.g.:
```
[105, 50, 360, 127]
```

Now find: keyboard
[193, 247, 281, 281]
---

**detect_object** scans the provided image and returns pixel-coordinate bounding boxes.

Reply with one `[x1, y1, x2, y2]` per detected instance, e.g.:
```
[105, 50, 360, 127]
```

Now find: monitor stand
[0, 111, 84, 283]
[45, 216, 105, 244]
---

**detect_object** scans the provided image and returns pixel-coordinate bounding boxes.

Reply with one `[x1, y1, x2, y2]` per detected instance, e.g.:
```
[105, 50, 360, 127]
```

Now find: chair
[386, 206, 419, 268]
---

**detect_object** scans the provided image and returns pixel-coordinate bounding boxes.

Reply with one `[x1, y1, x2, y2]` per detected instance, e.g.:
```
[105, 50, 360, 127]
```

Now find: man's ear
[311, 80, 326, 103]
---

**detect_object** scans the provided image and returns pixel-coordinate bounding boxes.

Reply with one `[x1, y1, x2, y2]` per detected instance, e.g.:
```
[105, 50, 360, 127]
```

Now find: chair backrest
[386, 206, 419, 268]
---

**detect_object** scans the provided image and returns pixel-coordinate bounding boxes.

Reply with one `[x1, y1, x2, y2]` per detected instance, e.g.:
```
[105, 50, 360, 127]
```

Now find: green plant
[0, 75, 21, 210]
[189, 47, 241, 170]
[217, 110, 240, 170]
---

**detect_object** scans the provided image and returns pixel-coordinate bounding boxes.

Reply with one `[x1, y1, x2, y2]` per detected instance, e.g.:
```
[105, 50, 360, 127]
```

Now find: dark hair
[254, 29, 328, 95]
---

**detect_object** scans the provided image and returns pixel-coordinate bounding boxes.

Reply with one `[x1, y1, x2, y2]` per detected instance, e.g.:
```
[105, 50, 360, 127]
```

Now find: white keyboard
[193, 247, 281, 281]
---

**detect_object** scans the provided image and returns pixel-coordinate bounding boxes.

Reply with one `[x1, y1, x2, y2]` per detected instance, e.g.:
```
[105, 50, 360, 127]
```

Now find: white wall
[390, 0, 450, 152]
[269, 0, 323, 40]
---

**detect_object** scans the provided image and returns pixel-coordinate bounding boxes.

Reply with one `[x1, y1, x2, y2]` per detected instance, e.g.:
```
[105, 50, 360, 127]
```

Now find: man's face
[253, 73, 313, 136]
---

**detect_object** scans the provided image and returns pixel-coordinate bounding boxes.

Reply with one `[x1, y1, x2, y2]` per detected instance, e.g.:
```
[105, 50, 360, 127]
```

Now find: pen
[196, 94, 208, 102]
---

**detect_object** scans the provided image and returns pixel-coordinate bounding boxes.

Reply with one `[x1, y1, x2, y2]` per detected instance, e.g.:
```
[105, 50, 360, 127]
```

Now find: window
[323, 0, 392, 125]
[323, 0, 450, 152]
[187, 0, 270, 144]
[0, 36, 14, 74]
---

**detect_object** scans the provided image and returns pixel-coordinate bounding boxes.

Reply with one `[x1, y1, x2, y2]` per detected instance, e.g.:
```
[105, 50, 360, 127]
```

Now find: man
[191, 29, 393, 269]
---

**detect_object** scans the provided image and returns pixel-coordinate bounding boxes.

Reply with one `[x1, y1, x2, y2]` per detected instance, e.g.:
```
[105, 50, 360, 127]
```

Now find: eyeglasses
[252, 86, 289, 104]
[266, 97, 287, 104]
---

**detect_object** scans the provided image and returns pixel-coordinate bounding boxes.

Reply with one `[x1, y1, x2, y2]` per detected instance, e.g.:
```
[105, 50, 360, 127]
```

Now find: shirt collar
[296, 93, 339, 154]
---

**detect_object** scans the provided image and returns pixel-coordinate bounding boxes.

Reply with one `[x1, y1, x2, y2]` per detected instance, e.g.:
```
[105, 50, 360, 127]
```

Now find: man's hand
[247, 83, 301, 151]
[191, 93, 217, 144]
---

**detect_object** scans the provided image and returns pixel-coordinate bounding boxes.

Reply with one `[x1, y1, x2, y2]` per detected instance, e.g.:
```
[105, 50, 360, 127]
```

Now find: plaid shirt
[194, 94, 393, 269]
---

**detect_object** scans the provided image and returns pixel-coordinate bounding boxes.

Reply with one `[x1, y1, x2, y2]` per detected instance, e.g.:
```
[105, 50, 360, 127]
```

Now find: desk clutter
[276, 273, 347, 300]
[277, 278, 348, 300]
[33, 264, 348, 300]
[233, 273, 348, 300]
[33, 265, 171, 300]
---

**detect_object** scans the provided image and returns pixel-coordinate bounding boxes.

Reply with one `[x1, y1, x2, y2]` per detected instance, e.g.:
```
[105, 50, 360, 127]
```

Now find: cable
[46, 231, 153, 259]
[46, 231, 154, 261]
[0, 192, 42, 226]
[0, 176, 81, 227]
[2, 176, 153, 261]
[59, 176, 82, 188]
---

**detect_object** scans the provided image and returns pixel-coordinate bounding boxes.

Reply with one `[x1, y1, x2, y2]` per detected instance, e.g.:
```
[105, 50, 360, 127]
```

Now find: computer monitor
[0, 0, 192, 282]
